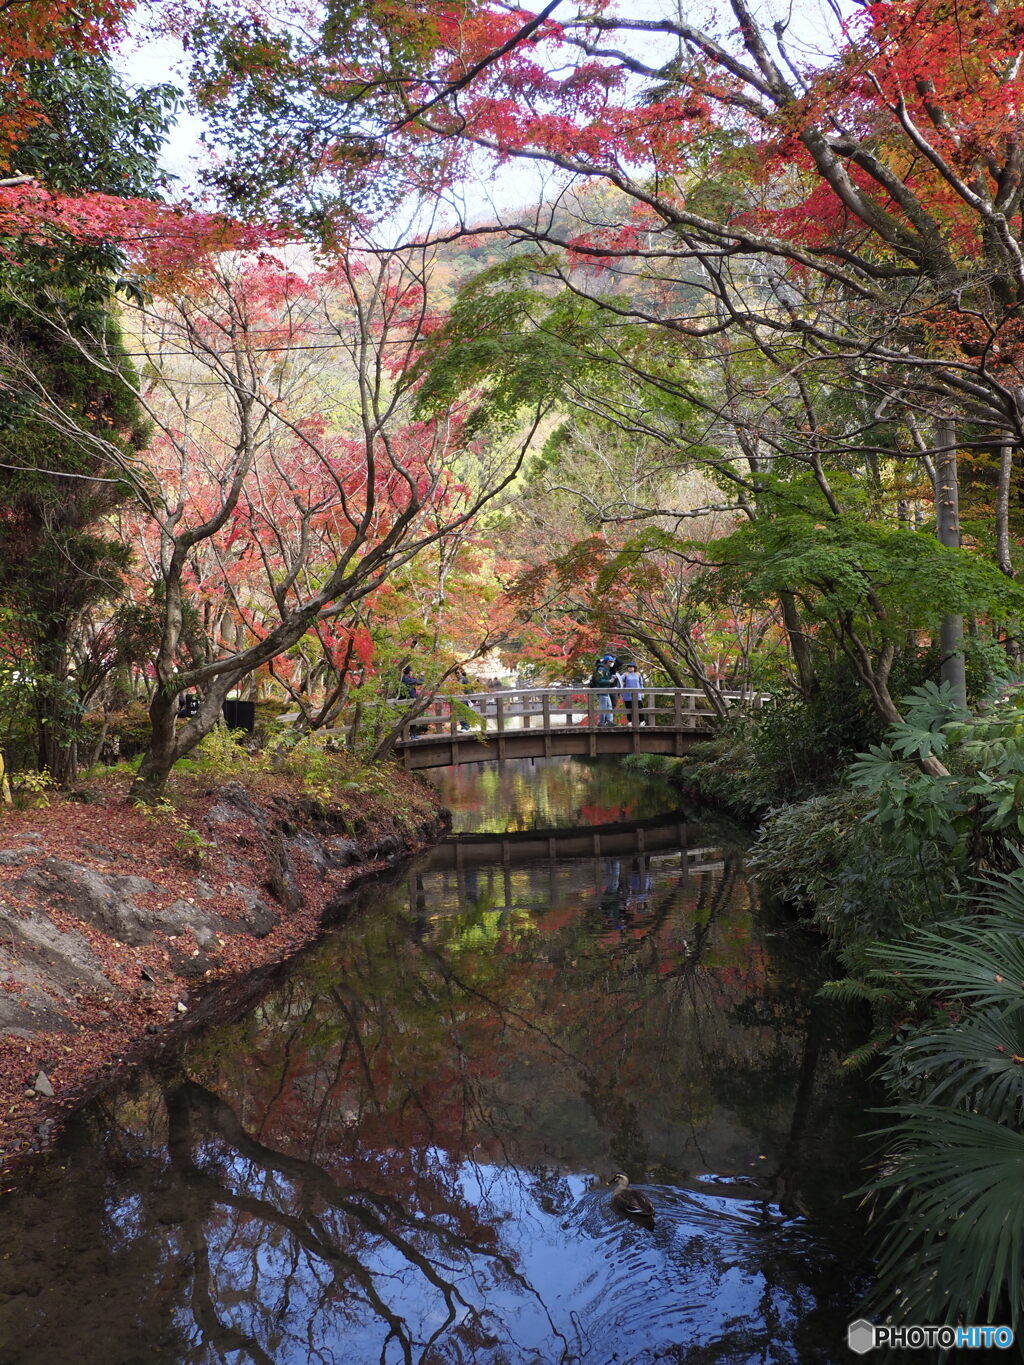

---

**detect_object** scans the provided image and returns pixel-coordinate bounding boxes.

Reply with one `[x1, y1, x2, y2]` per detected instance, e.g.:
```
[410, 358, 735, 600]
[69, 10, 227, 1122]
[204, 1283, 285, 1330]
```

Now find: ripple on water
[456, 1167, 843, 1364]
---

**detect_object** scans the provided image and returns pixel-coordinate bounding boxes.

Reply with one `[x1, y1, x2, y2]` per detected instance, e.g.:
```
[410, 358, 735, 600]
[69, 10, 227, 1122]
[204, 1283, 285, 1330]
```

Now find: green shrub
[752, 787, 953, 954]
[676, 711, 774, 819]
[753, 680, 1024, 955]
[183, 722, 258, 780]
[0, 668, 38, 774]
[680, 663, 889, 817]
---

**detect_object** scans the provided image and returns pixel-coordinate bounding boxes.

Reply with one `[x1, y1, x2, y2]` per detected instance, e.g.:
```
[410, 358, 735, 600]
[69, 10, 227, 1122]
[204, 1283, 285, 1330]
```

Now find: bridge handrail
[395, 685, 766, 744]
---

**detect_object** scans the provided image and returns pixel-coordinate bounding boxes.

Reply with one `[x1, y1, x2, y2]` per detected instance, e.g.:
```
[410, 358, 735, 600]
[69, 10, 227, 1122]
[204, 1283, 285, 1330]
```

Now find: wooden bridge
[394, 686, 763, 770]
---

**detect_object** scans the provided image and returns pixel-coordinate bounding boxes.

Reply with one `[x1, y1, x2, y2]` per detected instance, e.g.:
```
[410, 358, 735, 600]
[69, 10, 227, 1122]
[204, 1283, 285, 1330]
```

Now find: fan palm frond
[867, 1106, 1024, 1329]
[881, 1006, 1024, 1124]
[865, 919, 1024, 1010]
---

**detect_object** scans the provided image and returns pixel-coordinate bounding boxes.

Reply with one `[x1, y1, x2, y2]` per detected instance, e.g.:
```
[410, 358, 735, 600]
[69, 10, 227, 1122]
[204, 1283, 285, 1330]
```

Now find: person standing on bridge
[589, 654, 617, 726]
[620, 662, 645, 726]
[455, 667, 474, 730]
[399, 664, 427, 736]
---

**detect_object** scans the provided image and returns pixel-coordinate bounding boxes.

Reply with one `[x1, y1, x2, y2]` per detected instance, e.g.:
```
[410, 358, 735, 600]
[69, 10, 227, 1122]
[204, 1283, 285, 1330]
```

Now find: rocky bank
[0, 770, 447, 1180]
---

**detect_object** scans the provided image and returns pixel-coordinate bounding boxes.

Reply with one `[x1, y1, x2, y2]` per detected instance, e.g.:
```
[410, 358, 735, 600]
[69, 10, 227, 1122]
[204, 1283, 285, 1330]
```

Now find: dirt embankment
[0, 769, 448, 1181]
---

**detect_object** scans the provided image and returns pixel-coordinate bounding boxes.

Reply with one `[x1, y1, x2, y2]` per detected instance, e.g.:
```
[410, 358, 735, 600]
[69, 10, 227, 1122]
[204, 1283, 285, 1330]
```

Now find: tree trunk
[779, 591, 817, 699]
[131, 687, 181, 801]
[842, 630, 952, 777]
[935, 417, 967, 708]
[35, 635, 80, 787]
[996, 442, 1015, 577]
[995, 440, 1021, 662]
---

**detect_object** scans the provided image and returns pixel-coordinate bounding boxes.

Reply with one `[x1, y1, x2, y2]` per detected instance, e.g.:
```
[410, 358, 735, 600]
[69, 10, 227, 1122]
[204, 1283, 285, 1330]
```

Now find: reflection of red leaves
[579, 801, 633, 825]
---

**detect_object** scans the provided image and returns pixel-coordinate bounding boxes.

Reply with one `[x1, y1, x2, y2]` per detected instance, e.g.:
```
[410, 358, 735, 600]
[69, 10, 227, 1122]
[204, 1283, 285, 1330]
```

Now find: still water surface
[0, 758, 871, 1364]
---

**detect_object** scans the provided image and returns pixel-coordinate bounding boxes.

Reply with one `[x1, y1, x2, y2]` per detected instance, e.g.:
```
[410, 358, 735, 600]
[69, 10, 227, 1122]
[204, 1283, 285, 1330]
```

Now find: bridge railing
[396, 686, 764, 744]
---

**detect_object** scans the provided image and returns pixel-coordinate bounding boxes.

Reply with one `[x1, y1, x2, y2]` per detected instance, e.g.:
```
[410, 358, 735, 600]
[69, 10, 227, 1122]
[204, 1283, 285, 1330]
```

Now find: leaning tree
[2, 229, 540, 796]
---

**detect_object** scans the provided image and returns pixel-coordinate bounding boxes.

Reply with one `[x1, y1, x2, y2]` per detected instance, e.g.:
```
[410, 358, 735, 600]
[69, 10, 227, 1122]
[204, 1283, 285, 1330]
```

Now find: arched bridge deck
[394, 686, 763, 770]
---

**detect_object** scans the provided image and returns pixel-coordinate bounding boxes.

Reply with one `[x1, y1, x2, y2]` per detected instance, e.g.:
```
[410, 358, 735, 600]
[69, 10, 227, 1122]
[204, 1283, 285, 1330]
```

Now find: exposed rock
[3, 903, 115, 999]
[361, 834, 401, 861]
[139, 965, 170, 984]
[13, 861, 167, 946]
[325, 836, 360, 868]
[286, 830, 330, 876]
[167, 942, 217, 979]
[263, 836, 302, 912]
[204, 783, 309, 911]
[204, 782, 265, 828]
[14, 860, 281, 949]
[76, 839, 115, 861]
[32, 1071, 54, 1098]
[0, 991, 72, 1037]
[220, 883, 277, 937]
[163, 900, 240, 939]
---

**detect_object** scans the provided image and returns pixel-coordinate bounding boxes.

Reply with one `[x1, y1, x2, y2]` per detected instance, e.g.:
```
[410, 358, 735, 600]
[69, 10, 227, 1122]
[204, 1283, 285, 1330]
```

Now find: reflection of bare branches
[185, 1229, 277, 1365]
[165, 1079, 567, 1363]
[255, 992, 321, 1143]
[429, 951, 588, 1070]
[168, 1082, 455, 1364]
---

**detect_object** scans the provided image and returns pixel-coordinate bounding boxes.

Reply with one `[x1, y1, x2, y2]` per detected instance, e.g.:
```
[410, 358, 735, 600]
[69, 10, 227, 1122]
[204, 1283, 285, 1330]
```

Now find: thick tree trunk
[779, 591, 817, 699]
[995, 440, 1021, 662]
[935, 417, 967, 708]
[996, 442, 1015, 577]
[35, 635, 79, 787]
[131, 674, 239, 800]
[131, 688, 181, 801]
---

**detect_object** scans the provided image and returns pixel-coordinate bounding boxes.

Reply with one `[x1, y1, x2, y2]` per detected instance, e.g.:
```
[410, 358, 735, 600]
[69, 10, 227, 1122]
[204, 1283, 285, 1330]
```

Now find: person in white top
[620, 662, 645, 725]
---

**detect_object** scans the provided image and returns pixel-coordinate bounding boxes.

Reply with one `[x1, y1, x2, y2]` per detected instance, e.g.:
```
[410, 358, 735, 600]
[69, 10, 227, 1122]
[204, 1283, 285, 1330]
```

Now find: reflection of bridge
[407, 821, 727, 919]
[428, 816, 724, 870]
[395, 687, 763, 770]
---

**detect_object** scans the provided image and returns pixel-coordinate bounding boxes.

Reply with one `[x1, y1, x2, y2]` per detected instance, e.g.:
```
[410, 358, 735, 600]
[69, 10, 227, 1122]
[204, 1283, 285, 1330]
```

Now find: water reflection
[0, 761, 870, 1364]
[435, 757, 684, 833]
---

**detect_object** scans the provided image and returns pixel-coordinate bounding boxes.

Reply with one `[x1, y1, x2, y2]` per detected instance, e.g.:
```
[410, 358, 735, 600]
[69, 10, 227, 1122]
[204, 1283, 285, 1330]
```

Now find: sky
[114, 0, 854, 233]
[114, 23, 554, 228]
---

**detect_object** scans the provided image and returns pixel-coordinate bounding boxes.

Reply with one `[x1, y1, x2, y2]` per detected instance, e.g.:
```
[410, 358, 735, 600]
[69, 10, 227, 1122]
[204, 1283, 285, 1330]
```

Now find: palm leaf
[882, 1006, 1024, 1123]
[867, 1106, 1024, 1328]
[864, 919, 1024, 1009]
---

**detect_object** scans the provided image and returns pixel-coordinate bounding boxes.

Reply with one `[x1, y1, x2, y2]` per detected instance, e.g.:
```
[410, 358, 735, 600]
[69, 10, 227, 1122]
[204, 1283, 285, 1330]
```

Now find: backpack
[589, 662, 612, 687]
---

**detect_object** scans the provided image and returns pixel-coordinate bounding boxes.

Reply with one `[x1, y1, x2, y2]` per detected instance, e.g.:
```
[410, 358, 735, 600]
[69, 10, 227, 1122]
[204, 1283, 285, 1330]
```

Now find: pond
[0, 757, 872, 1364]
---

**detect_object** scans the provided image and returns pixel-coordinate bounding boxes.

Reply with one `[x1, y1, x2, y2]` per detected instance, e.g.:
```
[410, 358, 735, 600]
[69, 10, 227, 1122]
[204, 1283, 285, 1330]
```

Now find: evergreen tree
[0, 53, 175, 781]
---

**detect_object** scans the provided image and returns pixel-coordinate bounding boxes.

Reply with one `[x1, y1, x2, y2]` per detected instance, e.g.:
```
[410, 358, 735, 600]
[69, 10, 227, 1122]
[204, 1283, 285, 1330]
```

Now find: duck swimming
[608, 1172, 655, 1220]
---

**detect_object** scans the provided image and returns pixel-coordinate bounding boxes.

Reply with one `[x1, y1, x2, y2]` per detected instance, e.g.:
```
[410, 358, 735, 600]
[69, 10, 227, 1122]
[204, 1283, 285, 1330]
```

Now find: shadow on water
[0, 758, 873, 1364]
